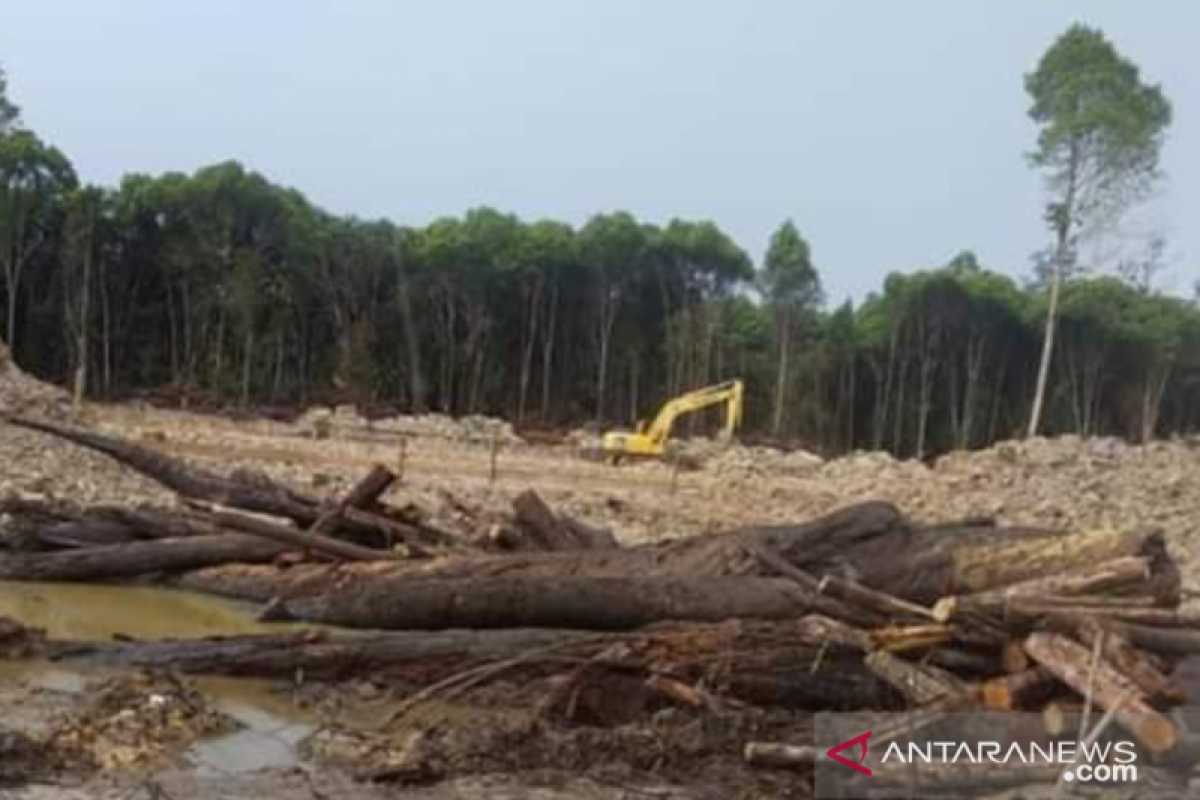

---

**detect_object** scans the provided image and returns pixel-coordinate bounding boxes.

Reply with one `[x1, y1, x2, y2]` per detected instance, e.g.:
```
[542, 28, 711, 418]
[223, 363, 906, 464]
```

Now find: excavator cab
[599, 380, 744, 462]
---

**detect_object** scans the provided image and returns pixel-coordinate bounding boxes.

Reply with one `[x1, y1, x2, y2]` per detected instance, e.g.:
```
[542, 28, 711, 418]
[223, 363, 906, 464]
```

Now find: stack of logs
[4, 414, 1200, 789]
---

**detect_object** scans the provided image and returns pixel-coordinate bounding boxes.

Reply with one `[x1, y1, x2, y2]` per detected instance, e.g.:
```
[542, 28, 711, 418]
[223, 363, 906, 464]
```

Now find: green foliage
[1028, 26, 1171, 172]
[0, 63, 19, 133]
[0, 130, 78, 351]
[0, 56, 1196, 453]
[1027, 24, 1172, 243]
[761, 220, 821, 308]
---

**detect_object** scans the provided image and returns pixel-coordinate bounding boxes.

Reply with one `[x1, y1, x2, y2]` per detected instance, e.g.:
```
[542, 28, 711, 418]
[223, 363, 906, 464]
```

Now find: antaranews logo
[876, 739, 1138, 784]
[824, 733, 1138, 783]
[826, 731, 872, 776]
[816, 713, 1148, 799]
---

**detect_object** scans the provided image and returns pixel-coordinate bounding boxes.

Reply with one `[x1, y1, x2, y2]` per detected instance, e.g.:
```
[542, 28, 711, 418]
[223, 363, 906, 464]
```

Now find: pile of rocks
[703, 444, 825, 478]
[787, 435, 1200, 589]
[662, 437, 825, 478]
[0, 341, 166, 508]
[298, 406, 522, 446]
[0, 339, 73, 421]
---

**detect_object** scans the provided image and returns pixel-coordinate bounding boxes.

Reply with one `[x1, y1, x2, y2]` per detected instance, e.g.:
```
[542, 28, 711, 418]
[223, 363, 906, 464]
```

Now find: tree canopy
[0, 63, 19, 134]
[0, 28, 1196, 454]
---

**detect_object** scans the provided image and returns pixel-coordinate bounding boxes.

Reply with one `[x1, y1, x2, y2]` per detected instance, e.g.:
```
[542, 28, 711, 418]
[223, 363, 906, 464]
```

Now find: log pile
[5, 414, 1200, 789]
[0, 416, 618, 579]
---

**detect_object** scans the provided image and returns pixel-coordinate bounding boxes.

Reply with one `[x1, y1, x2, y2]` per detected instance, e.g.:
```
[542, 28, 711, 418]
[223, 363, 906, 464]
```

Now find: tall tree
[0, 63, 19, 134]
[62, 186, 106, 404]
[579, 212, 650, 422]
[1025, 24, 1172, 436]
[760, 220, 821, 438]
[0, 131, 77, 356]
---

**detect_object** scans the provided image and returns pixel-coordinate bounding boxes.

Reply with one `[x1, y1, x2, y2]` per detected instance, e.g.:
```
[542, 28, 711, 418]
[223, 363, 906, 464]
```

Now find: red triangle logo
[826, 730, 873, 776]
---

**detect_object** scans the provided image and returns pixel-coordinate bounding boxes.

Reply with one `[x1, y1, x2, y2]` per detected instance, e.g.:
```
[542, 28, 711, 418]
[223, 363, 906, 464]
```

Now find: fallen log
[1014, 603, 1200, 630]
[0, 534, 288, 581]
[49, 628, 594, 679]
[979, 668, 1058, 710]
[3, 415, 321, 523]
[177, 502, 1171, 617]
[1023, 631, 1183, 758]
[305, 463, 396, 539]
[864, 650, 966, 704]
[341, 463, 396, 509]
[1074, 620, 1182, 707]
[30, 519, 142, 550]
[1106, 622, 1200, 656]
[932, 556, 1167, 623]
[174, 502, 907, 602]
[262, 575, 871, 630]
[208, 508, 393, 562]
[743, 742, 816, 771]
[26, 617, 894, 709]
[2, 419, 452, 555]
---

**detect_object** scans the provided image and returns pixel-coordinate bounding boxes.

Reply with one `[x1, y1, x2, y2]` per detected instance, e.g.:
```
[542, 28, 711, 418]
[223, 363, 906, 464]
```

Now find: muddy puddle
[0, 580, 317, 774]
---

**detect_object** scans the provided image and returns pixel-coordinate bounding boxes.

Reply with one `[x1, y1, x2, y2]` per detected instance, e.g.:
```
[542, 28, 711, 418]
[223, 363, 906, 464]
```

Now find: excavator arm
[644, 380, 744, 446]
[599, 380, 744, 460]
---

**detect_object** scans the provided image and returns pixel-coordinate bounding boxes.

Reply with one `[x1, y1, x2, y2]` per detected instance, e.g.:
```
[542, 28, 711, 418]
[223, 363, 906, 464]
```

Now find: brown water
[0, 580, 294, 639]
[0, 580, 317, 773]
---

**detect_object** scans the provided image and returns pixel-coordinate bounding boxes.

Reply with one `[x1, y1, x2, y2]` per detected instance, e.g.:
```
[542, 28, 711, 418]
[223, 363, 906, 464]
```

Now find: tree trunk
[539, 282, 558, 421]
[181, 506, 1166, 621]
[71, 206, 94, 407]
[1024, 631, 1183, 757]
[240, 327, 254, 406]
[1028, 143, 1080, 438]
[771, 307, 791, 438]
[4, 416, 321, 523]
[0, 535, 288, 581]
[261, 574, 857, 630]
[396, 256, 427, 412]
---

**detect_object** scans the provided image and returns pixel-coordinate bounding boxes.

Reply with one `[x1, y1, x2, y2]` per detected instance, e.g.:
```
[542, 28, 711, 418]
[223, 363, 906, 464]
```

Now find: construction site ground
[3, 397, 1200, 799]
[12, 402, 1199, 567]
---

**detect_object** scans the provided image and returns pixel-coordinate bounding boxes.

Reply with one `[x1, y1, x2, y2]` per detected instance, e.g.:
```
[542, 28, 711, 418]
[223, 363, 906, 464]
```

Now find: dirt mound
[702, 443, 824, 478]
[0, 342, 171, 509]
[299, 405, 523, 446]
[0, 339, 73, 420]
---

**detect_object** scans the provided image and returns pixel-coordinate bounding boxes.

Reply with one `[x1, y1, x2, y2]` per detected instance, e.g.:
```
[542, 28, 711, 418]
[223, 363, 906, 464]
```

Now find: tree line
[0, 25, 1197, 457]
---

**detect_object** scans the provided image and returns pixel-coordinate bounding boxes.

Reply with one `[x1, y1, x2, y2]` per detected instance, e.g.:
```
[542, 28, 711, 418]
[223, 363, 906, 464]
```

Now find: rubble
[701, 442, 825, 478]
[50, 672, 237, 772]
[4, 398, 1200, 796]
[0, 339, 74, 421]
[297, 405, 523, 446]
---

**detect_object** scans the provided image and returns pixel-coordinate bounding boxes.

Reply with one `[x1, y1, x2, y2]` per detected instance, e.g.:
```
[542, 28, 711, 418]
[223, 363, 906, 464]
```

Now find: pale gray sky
[0, 1, 1195, 301]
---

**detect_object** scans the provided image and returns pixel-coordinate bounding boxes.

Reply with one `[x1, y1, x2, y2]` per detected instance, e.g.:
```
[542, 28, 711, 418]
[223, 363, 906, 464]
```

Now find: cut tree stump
[510, 490, 618, 552]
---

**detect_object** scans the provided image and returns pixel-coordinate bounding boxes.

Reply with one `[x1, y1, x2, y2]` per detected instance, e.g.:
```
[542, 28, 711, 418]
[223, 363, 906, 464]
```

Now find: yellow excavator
[600, 379, 744, 461]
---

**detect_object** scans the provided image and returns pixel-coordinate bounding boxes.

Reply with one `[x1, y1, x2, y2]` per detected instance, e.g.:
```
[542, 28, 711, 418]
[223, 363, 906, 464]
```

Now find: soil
[3, 386, 1200, 797]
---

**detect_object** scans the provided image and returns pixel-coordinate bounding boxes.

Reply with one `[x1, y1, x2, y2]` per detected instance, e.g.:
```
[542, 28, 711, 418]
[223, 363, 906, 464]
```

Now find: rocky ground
[5, 391, 1199, 588]
[4, 359, 1200, 797]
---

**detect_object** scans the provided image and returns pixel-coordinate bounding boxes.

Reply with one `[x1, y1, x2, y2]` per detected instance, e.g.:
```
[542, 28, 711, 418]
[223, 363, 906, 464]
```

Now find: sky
[0, 1, 1195, 302]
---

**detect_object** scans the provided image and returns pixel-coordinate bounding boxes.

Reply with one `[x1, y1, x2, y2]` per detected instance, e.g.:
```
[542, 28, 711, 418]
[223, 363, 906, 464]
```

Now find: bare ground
[3, 400, 1200, 798]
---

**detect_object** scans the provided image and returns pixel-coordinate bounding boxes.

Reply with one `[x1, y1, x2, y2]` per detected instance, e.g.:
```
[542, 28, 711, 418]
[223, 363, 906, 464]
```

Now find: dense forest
[1, 25, 1197, 457]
